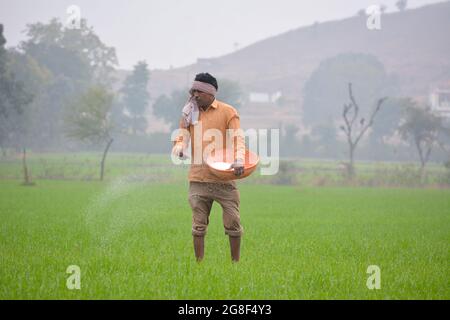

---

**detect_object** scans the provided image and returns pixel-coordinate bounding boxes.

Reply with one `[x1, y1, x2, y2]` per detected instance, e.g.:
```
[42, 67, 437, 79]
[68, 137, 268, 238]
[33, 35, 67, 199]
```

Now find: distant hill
[122, 1, 450, 131]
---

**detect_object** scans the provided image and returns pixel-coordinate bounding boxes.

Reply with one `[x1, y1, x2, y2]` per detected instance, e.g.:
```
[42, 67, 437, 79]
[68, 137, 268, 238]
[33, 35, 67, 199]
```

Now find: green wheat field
[0, 153, 449, 299]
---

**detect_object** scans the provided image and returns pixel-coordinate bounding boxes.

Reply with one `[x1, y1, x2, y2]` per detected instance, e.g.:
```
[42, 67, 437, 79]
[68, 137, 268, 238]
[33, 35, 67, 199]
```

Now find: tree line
[0, 19, 243, 182]
[1, 18, 449, 184]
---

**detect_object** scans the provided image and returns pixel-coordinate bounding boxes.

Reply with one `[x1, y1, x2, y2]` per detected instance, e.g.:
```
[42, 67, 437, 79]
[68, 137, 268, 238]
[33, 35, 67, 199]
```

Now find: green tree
[303, 53, 394, 126]
[216, 78, 243, 110]
[121, 61, 150, 135]
[153, 89, 189, 131]
[65, 86, 115, 181]
[370, 97, 407, 145]
[281, 123, 300, 157]
[0, 25, 33, 155]
[0, 57, 38, 183]
[21, 18, 117, 86]
[311, 122, 338, 158]
[0, 24, 32, 123]
[6, 49, 52, 146]
[398, 101, 450, 182]
[18, 18, 118, 149]
[0, 25, 35, 185]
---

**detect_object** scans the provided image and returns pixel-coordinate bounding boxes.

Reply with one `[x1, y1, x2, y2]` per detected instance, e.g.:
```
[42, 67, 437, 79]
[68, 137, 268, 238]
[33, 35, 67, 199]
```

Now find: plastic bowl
[206, 149, 259, 181]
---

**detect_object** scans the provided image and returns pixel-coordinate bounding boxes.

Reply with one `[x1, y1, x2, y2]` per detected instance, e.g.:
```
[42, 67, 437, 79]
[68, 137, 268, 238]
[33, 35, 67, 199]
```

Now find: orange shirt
[173, 99, 245, 182]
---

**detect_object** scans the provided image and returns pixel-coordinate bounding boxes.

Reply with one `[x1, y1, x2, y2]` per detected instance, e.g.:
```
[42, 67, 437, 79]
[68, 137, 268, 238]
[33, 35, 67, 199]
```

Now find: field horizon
[1, 157, 449, 299]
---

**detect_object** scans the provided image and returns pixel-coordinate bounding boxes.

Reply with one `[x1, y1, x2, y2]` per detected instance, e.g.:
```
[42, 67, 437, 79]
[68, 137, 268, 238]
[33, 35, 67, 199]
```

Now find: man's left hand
[231, 159, 245, 177]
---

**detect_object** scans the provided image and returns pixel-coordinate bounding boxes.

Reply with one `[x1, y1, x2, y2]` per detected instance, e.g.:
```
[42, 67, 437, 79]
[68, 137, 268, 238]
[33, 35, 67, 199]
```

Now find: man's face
[190, 89, 214, 108]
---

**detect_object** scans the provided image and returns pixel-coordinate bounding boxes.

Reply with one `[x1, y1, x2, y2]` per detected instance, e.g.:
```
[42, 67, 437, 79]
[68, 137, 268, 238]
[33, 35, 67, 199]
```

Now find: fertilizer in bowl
[210, 162, 232, 170]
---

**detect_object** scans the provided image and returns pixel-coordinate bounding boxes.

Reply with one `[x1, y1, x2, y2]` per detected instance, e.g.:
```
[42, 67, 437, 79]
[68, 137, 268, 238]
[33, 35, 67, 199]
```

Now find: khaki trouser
[188, 181, 243, 237]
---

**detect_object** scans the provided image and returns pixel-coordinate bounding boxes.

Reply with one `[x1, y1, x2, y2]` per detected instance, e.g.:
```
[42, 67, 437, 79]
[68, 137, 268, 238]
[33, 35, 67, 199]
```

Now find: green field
[0, 153, 449, 299]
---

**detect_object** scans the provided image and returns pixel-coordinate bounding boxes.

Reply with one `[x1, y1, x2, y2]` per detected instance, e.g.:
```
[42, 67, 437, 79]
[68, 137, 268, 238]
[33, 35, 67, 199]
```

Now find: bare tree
[340, 83, 387, 178]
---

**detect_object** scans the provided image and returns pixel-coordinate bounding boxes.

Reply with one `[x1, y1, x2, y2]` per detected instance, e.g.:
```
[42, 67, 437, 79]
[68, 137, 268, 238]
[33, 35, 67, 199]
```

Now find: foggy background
[2, 2, 450, 303]
[1, 0, 450, 185]
[1, 0, 444, 69]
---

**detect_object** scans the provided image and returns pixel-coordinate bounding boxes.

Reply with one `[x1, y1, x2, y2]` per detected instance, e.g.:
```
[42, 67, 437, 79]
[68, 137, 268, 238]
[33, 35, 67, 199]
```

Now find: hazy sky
[0, 0, 444, 70]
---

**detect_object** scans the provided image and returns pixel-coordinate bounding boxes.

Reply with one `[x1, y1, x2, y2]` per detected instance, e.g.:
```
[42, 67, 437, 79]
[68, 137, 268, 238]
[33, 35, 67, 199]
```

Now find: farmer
[172, 73, 245, 262]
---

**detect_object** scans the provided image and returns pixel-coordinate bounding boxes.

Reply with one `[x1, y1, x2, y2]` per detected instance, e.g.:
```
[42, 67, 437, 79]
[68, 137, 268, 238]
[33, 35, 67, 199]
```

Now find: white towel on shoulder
[181, 97, 199, 127]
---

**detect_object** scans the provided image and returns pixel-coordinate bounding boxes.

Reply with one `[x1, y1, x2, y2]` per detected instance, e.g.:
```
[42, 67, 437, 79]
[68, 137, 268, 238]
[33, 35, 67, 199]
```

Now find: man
[172, 73, 245, 262]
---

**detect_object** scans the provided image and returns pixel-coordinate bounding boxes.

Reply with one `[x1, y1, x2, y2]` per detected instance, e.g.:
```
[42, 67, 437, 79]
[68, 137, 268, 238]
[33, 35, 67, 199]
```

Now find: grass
[0, 176, 449, 299]
[0, 152, 447, 186]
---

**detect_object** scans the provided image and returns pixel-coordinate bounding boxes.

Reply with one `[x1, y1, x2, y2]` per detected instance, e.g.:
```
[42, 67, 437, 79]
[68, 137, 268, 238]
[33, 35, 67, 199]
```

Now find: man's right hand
[231, 159, 245, 176]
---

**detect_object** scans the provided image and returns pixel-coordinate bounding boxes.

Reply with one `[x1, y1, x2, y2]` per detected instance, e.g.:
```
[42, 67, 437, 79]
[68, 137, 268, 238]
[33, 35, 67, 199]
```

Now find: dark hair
[194, 73, 218, 90]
